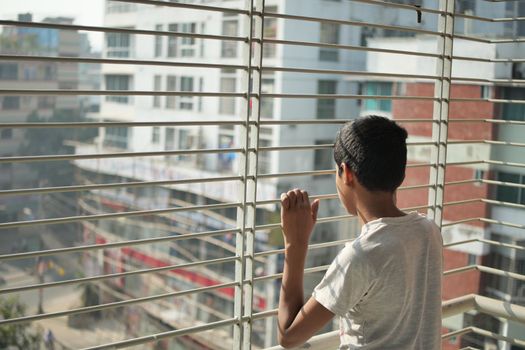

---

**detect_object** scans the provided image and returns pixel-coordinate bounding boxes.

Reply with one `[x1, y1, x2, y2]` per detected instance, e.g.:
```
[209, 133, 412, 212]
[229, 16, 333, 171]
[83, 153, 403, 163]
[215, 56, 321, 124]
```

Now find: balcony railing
[0, 0, 524, 349]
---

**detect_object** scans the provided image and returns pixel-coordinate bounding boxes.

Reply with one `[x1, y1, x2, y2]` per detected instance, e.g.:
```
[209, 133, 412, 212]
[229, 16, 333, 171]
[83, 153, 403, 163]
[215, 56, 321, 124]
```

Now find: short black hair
[333, 115, 408, 192]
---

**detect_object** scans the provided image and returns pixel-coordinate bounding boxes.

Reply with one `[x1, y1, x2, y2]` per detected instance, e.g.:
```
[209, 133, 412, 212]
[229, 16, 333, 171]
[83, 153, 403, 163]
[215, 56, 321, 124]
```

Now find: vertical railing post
[428, 0, 455, 229]
[242, 0, 265, 349]
[234, 0, 264, 348]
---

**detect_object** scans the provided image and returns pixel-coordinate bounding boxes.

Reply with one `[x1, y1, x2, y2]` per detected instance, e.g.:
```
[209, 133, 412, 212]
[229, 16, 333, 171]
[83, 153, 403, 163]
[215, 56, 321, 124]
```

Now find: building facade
[362, 35, 524, 349]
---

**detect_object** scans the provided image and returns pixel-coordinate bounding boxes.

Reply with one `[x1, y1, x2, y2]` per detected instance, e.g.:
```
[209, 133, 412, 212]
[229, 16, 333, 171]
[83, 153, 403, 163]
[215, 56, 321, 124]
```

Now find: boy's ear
[341, 163, 354, 186]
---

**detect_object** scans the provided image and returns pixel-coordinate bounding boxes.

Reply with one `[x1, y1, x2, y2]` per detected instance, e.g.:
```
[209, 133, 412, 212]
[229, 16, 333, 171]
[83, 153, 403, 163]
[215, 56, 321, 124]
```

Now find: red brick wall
[394, 83, 495, 222]
[443, 249, 481, 300]
[442, 327, 462, 350]
[397, 165, 430, 208]
[392, 82, 493, 306]
[394, 82, 495, 141]
[440, 249, 482, 350]
[397, 166, 490, 227]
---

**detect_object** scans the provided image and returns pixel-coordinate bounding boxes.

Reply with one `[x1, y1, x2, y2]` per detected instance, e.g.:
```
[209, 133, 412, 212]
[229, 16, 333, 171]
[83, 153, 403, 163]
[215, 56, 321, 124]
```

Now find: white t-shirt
[312, 211, 442, 350]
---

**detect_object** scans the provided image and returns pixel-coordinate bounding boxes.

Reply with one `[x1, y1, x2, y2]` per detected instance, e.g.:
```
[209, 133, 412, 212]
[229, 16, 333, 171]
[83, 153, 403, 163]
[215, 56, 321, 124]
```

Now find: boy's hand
[280, 189, 320, 248]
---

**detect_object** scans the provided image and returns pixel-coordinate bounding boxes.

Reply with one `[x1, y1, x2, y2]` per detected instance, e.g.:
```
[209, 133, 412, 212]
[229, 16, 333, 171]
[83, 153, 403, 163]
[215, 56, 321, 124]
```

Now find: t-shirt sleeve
[312, 241, 374, 316]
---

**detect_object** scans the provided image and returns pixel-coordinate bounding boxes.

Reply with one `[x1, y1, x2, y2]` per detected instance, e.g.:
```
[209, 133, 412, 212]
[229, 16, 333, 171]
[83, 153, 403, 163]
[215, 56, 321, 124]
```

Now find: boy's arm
[277, 189, 334, 348]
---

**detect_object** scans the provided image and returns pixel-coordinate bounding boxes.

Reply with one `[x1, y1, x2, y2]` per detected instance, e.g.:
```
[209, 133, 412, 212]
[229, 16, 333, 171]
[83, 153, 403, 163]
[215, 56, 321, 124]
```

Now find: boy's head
[333, 115, 408, 193]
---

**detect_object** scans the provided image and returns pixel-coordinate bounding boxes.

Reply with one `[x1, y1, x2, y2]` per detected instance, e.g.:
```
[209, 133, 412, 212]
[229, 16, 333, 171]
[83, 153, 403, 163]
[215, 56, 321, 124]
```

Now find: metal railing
[0, 0, 524, 349]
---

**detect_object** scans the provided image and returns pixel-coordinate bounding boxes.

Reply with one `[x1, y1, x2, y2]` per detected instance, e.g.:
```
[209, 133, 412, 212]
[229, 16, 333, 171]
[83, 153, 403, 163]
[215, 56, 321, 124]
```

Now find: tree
[0, 296, 41, 349]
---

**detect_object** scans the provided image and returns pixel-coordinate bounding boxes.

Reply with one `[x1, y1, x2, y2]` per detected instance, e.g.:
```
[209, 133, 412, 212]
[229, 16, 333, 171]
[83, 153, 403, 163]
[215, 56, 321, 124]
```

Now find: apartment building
[0, 13, 93, 224]
[361, 35, 525, 349]
[73, 1, 361, 347]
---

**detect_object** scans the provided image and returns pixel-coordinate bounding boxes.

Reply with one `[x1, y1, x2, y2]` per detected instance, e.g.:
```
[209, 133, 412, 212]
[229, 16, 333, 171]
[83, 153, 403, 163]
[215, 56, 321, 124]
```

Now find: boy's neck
[355, 190, 405, 226]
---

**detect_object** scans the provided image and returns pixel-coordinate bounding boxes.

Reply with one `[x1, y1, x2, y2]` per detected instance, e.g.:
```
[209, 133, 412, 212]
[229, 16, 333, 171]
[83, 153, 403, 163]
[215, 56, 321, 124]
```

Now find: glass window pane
[496, 172, 521, 204]
[317, 80, 337, 119]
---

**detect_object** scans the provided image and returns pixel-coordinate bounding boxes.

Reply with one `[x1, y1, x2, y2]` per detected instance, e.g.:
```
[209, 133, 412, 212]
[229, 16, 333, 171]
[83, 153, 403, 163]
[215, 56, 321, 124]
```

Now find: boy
[277, 115, 442, 349]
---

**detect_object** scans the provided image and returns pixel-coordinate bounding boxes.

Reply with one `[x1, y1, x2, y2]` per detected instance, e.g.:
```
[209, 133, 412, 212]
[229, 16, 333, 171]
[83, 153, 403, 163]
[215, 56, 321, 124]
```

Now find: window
[105, 75, 130, 104]
[106, 1, 136, 13]
[180, 23, 197, 57]
[501, 87, 525, 121]
[154, 24, 163, 57]
[468, 254, 477, 266]
[44, 65, 55, 80]
[260, 77, 275, 118]
[457, 0, 475, 13]
[199, 23, 206, 57]
[198, 77, 203, 112]
[474, 169, 484, 186]
[152, 127, 160, 144]
[221, 20, 238, 58]
[166, 75, 177, 109]
[496, 172, 522, 204]
[167, 24, 178, 57]
[165, 128, 175, 150]
[263, 6, 278, 58]
[2, 96, 20, 110]
[0, 63, 18, 80]
[106, 32, 131, 58]
[153, 75, 162, 108]
[317, 80, 337, 119]
[179, 76, 194, 110]
[219, 76, 236, 115]
[314, 140, 333, 171]
[178, 129, 192, 149]
[167, 23, 197, 58]
[104, 127, 129, 149]
[515, 245, 525, 298]
[260, 127, 272, 137]
[165, 76, 194, 110]
[319, 23, 340, 61]
[177, 129, 192, 161]
[23, 66, 36, 80]
[363, 82, 392, 113]
[1, 129, 13, 140]
[38, 97, 54, 109]
[218, 134, 235, 172]
[481, 86, 491, 99]
[259, 139, 272, 174]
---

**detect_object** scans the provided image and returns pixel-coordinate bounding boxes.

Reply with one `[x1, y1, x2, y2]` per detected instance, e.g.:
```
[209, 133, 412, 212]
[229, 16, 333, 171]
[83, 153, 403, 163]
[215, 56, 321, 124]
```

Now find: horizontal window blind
[0, 0, 523, 349]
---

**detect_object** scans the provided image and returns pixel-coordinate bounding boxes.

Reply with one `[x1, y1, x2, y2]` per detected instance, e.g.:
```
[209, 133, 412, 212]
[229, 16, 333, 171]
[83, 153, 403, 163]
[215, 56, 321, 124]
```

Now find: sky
[1, 0, 105, 51]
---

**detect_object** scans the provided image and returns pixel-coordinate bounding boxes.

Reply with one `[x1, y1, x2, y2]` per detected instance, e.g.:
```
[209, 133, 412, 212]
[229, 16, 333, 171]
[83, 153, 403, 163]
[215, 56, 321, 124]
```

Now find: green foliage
[0, 296, 41, 349]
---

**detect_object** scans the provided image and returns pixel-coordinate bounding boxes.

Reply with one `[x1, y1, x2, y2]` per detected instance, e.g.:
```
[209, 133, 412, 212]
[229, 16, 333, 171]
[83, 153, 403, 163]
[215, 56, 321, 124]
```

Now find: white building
[74, 1, 362, 347]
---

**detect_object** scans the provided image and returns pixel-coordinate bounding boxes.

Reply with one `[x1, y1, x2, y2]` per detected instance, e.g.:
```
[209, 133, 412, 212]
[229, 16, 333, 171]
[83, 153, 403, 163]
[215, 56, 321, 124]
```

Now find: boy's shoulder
[346, 212, 440, 260]
[361, 212, 437, 239]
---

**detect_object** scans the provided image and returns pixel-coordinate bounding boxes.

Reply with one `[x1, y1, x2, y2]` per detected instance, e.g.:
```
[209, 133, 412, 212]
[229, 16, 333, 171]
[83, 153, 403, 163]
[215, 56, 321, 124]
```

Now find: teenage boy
[277, 115, 442, 349]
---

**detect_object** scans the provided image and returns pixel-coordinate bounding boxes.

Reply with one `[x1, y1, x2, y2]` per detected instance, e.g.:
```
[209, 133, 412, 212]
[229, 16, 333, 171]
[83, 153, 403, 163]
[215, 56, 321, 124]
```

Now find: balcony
[0, 0, 524, 349]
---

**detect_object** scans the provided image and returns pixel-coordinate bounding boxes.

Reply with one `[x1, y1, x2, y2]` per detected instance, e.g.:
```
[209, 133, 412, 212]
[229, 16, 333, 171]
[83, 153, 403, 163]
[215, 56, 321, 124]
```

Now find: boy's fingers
[280, 193, 290, 209]
[301, 190, 309, 207]
[311, 199, 320, 221]
[287, 190, 297, 207]
[293, 188, 303, 206]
